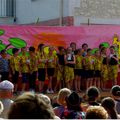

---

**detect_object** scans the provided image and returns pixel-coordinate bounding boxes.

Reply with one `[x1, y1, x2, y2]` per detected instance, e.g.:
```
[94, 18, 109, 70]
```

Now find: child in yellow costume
[101, 47, 109, 90]
[29, 46, 38, 92]
[64, 47, 75, 89]
[37, 44, 47, 92]
[94, 50, 102, 89]
[20, 47, 30, 92]
[46, 47, 57, 94]
[83, 48, 94, 89]
[74, 48, 83, 92]
[10, 48, 20, 93]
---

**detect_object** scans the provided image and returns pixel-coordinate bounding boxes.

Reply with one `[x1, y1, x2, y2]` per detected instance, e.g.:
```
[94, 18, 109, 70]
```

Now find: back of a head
[101, 97, 115, 109]
[8, 92, 55, 119]
[39, 94, 51, 105]
[0, 80, 14, 91]
[111, 85, 120, 97]
[0, 80, 14, 99]
[85, 106, 108, 119]
[57, 88, 71, 106]
[12, 48, 19, 55]
[101, 97, 117, 119]
[86, 86, 100, 102]
[66, 91, 82, 111]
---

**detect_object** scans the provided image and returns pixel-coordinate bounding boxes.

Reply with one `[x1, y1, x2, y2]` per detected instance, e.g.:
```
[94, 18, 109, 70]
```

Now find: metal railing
[0, 0, 16, 17]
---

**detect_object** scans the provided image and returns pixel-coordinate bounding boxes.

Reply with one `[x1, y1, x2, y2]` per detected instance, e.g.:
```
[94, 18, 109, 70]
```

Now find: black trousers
[29, 71, 37, 90]
[0, 72, 9, 81]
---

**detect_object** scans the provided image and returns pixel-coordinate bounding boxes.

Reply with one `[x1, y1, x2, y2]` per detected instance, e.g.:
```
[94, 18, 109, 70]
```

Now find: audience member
[51, 96, 60, 108]
[0, 50, 9, 81]
[8, 92, 55, 119]
[111, 85, 120, 114]
[86, 86, 100, 106]
[85, 106, 108, 119]
[0, 80, 14, 118]
[101, 97, 118, 119]
[61, 91, 85, 119]
[54, 88, 71, 118]
[38, 94, 60, 119]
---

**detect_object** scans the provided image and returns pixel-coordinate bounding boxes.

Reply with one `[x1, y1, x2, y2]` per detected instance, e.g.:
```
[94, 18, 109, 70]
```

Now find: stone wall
[75, 0, 120, 18]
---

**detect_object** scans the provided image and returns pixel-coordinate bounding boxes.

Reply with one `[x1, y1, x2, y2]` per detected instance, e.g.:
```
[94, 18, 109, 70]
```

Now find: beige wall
[74, 0, 120, 25]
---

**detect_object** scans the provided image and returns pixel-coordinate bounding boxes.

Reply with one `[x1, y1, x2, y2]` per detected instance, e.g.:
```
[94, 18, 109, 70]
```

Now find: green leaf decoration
[91, 48, 99, 54]
[100, 42, 110, 48]
[0, 29, 5, 36]
[19, 52, 29, 56]
[9, 38, 27, 48]
[6, 48, 13, 55]
[0, 44, 6, 51]
[0, 40, 2, 44]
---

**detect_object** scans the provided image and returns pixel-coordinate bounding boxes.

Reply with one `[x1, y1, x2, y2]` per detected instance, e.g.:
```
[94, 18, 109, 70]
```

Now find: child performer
[20, 47, 30, 92]
[74, 48, 83, 92]
[83, 48, 94, 89]
[109, 46, 118, 86]
[64, 47, 75, 89]
[101, 47, 109, 90]
[29, 46, 38, 92]
[54, 46, 65, 91]
[10, 48, 20, 93]
[37, 44, 47, 92]
[46, 47, 56, 93]
[94, 50, 102, 89]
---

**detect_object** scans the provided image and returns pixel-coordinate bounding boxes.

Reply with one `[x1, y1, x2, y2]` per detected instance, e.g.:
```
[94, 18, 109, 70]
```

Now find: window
[0, 0, 16, 17]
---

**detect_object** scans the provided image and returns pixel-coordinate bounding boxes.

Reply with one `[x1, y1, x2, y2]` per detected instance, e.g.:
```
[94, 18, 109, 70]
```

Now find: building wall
[74, 0, 120, 25]
[15, 0, 61, 24]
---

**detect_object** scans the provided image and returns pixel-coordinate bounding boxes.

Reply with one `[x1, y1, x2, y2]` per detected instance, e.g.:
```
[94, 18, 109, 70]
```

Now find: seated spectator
[101, 97, 119, 119]
[111, 85, 120, 114]
[39, 94, 51, 105]
[86, 86, 100, 106]
[51, 96, 60, 108]
[54, 88, 71, 118]
[38, 94, 60, 119]
[0, 80, 14, 118]
[61, 91, 85, 119]
[85, 106, 108, 119]
[8, 92, 55, 119]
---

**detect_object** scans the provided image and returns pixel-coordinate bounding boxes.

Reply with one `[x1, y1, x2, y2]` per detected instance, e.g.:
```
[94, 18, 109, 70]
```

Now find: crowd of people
[0, 80, 120, 119]
[0, 42, 119, 94]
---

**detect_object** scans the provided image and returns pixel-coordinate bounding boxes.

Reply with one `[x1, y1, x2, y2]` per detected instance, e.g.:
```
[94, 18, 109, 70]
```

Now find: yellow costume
[29, 55, 38, 72]
[84, 56, 94, 70]
[47, 53, 56, 68]
[94, 57, 102, 71]
[101, 57, 109, 81]
[64, 66, 74, 83]
[109, 65, 118, 80]
[37, 51, 47, 69]
[10, 56, 21, 72]
[20, 55, 29, 73]
[75, 55, 83, 69]
[64, 54, 75, 83]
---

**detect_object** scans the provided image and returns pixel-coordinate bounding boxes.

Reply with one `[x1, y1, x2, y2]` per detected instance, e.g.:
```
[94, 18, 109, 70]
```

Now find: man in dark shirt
[0, 50, 9, 81]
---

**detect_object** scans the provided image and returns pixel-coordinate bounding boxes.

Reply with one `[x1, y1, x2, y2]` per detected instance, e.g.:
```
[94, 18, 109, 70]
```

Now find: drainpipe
[59, 0, 63, 26]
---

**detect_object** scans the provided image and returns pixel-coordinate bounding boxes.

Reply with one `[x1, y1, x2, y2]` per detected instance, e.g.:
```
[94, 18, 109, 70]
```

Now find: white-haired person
[54, 88, 71, 118]
[0, 80, 14, 118]
[39, 94, 60, 119]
